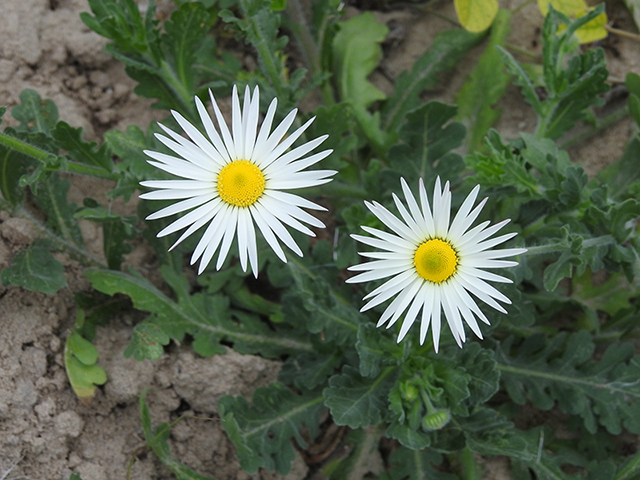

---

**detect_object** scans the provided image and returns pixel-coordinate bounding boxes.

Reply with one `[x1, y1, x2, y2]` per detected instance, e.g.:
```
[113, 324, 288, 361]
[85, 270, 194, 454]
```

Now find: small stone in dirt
[55, 410, 85, 438]
[0, 218, 37, 245]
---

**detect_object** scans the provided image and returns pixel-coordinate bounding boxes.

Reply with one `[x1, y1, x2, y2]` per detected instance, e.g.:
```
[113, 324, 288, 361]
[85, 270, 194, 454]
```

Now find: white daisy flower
[347, 177, 527, 352]
[139, 85, 336, 277]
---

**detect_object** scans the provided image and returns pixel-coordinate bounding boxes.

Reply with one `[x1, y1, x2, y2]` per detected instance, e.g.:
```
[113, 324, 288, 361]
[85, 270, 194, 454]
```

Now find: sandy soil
[1, 0, 639, 479]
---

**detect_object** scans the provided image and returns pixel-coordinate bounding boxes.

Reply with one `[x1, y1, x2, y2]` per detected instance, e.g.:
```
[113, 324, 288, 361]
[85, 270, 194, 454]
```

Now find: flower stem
[459, 447, 483, 480]
[524, 235, 616, 256]
[0, 130, 119, 181]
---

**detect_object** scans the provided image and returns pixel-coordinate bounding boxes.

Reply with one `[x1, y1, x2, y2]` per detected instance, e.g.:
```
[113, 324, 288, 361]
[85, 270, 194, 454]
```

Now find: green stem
[285, 0, 335, 105]
[16, 206, 108, 269]
[615, 448, 640, 480]
[524, 235, 616, 257]
[505, 42, 540, 60]
[159, 60, 197, 122]
[559, 104, 629, 151]
[459, 447, 483, 480]
[0, 130, 119, 181]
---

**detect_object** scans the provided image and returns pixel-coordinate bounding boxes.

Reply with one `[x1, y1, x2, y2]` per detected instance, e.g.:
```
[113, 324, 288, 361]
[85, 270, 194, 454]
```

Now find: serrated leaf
[454, 343, 500, 406]
[455, 0, 499, 32]
[11, 89, 59, 134]
[235, 0, 293, 100]
[332, 12, 391, 152]
[279, 352, 341, 390]
[385, 422, 432, 450]
[105, 125, 158, 201]
[282, 258, 361, 346]
[64, 333, 107, 405]
[496, 46, 543, 114]
[85, 266, 313, 359]
[124, 322, 170, 360]
[531, 5, 610, 139]
[456, 9, 512, 151]
[1, 240, 67, 294]
[160, 2, 212, 95]
[498, 331, 640, 434]
[50, 121, 113, 172]
[33, 174, 83, 247]
[324, 365, 397, 429]
[356, 323, 404, 378]
[139, 390, 219, 480]
[387, 102, 466, 182]
[332, 12, 387, 111]
[219, 382, 325, 474]
[83, 0, 199, 119]
[383, 28, 483, 134]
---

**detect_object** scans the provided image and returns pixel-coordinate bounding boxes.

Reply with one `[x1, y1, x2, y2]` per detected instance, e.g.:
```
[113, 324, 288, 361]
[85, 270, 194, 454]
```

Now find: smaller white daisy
[347, 177, 527, 352]
[139, 85, 336, 277]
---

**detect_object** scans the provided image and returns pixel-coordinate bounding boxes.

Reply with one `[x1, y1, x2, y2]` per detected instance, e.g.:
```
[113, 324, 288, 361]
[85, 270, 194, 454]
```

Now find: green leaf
[234, 0, 292, 100]
[454, 343, 500, 407]
[160, 2, 212, 96]
[324, 365, 397, 429]
[598, 137, 640, 199]
[219, 382, 325, 474]
[0, 131, 37, 207]
[124, 322, 170, 361]
[64, 332, 107, 405]
[496, 47, 543, 114]
[387, 102, 466, 182]
[332, 12, 387, 111]
[105, 125, 157, 201]
[67, 331, 99, 365]
[282, 258, 361, 346]
[502, 5, 609, 139]
[139, 390, 219, 480]
[85, 266, 313, 359]
[33, 174, 84, 247]
[455, 0, 499, 32]
[497, 331, 640, 434]
[11, 89, 59, 134]
[82, 0, 200, 120]
[388, 446, 457, 480]
[51, 121, 113, 172]
[383, 28, 483, 134]
[279, 352, 341, 390]
[456, 9, 512, 151]
[75, 203, 137, 270]
[356, 323, 404, 378]
[332, 12, 390, 152]
[465, 411, 617, 480]
[1, 240, 67, 294]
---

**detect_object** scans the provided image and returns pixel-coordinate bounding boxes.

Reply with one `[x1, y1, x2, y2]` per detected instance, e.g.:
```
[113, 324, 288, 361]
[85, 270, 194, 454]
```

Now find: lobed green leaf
[0, 239, 67, 294]
[219, 382, 325, 474]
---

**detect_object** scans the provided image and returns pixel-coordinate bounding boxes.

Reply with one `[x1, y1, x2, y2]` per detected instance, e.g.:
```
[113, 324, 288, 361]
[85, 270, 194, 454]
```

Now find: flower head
[140, 86, 336, 276]
[347, 177, 526, 352]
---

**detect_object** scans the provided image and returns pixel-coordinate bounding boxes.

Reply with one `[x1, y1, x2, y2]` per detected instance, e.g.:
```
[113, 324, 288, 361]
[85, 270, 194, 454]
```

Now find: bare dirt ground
[0, 0, 639, 479]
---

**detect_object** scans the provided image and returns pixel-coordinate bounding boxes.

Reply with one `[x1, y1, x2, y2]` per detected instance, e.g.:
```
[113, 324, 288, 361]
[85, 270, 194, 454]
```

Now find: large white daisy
[347, 177, 526, 352]
[139, 85, 336, 276]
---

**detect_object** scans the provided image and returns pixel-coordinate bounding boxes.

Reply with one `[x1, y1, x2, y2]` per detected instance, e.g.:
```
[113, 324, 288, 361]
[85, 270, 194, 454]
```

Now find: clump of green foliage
[2, 1, 640, 479]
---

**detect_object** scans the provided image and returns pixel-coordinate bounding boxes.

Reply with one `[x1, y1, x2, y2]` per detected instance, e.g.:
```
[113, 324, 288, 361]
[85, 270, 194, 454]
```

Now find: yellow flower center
[414, 238, 459, 284]
[217, 160, 266, 207]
